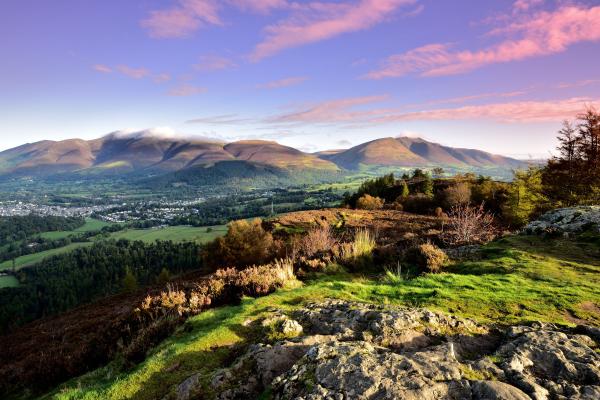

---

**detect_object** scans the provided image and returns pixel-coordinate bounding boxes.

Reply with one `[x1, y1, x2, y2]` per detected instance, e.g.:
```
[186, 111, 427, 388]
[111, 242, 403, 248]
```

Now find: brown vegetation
[356, 194, 384, 210]
[405, 243, 448, 273]
[204, 219, 275, 268]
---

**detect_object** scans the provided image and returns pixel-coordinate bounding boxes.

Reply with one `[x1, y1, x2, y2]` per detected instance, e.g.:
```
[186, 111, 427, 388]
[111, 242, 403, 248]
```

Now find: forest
[0, 239, 203, 332]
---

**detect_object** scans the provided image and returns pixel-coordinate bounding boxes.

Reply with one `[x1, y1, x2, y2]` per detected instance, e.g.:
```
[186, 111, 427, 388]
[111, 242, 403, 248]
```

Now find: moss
[459, 364, 494, 381]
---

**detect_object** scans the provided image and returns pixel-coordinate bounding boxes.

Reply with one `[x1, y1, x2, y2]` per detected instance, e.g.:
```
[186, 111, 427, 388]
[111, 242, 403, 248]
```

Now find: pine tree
[400, 180, 410, 198]
[157, 267, 171, 285]
[122, 267, 138, 293]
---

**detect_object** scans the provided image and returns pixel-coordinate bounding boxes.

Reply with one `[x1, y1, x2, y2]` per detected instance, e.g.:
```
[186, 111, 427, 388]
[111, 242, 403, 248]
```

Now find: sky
[1, 0, 600, 157]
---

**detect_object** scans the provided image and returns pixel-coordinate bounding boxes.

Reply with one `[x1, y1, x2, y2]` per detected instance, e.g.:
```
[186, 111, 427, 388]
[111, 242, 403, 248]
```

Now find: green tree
[422, 174, 434, 197]
[503, 167, 547, 226]
[400, 180, 410, 198]
[122, 268, 138, 293]
[157, 267, 171, 285]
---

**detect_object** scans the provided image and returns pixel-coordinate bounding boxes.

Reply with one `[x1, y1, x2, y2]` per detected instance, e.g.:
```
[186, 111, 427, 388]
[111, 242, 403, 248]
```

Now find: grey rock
[471, 380, 530, 399]
[171, 300, 600, 400]
[524, 206, 600, 234]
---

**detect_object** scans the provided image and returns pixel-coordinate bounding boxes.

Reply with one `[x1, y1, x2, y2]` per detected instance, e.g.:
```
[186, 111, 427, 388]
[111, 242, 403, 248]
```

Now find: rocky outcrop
[193, 300, 600, 399]
[524, 206, 600, 235]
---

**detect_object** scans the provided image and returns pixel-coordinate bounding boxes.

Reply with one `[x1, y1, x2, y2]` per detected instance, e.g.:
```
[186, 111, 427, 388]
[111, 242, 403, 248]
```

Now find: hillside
[2, 208, 599, 399]
[320, 137, 428, 169]
[0, 133, 339, 178]
[0, 133, 525, 182]
[320, 137, 525, 169]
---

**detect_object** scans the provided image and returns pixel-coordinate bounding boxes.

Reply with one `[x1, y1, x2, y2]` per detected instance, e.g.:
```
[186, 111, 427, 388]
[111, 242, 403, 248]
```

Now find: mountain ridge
[0, 133, 526, 179]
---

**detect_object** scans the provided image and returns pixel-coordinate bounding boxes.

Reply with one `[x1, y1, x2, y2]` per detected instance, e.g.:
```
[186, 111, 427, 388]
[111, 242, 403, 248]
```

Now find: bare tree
[446, 204, 494, 245]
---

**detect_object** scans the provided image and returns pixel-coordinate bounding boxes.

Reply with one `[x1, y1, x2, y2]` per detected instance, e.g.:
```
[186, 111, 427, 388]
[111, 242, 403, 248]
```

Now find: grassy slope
[0, 275, 19, 288]
[106, 225, 227, 244]
[0, 243, 93, 271]
[45, 234, 600, 400]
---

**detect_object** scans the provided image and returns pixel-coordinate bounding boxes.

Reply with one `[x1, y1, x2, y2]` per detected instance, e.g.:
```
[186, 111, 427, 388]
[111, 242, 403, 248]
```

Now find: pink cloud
[269, 94, 599, 126]
[250, 0, 417, 61]
[256, 76, 308, 89]
[93, 64, 112, 73]
[194, 55, 237, 71]
[116, 65, 151, 79]
[513, 0, 544, 13]
[270, 95, 390, 124]
[168, 83, 207, 96]
[367, 4, 600, 78]
[375, 97, 600, 123]
[153, 73, 172, 83]
[228, 0, 289, 14]
[141, 0, 221, 38]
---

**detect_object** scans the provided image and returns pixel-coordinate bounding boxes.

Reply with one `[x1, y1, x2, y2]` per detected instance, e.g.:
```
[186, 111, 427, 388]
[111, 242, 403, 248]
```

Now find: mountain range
[0, 132, 525, 180]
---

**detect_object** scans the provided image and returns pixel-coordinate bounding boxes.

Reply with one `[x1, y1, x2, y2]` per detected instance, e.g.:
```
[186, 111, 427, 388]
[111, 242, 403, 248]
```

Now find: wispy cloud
[141, 0, 222, 39]
[93, 64, 171, 83]
[251, 0, 417, 61]
[268, 94, 390, 124]
[194, 55, 237, 72]
[256, 76, 308, 89]
[366, 4, 600, 78]
[186, 114, 252, 124]
[268, 94, 600, 126]
[512, 0, 544, 13]
[555, 79, 600, 89]
[116, 65, 151, 79]
[168, 83, 207, 96]
[93, 64, 112, 73]
[373, 97, 600, 123]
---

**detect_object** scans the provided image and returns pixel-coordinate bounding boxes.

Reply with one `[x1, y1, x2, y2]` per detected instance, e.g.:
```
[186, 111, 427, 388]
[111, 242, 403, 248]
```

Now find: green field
[46, 234, 600, 400]
[39, 218, 112, 240]
[0, 274, 19, 288]
[105, 225, 228, 244]
[0, 242, 93, 271]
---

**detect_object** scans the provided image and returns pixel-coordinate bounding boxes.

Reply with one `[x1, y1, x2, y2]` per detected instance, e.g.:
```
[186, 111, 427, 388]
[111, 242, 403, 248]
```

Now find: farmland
[106, 225, 228, 244]
[0, 242, 93, 271]
[39, 218, 112, 240]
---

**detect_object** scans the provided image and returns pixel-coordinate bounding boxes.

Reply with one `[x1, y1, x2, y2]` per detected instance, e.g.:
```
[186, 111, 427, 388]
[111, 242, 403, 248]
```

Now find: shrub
[204, 218, 274, 269]
[400, 193, 437, 214]
[446, 204, 495, 245]
[356, 194, 384, 210]
[405, 243, 448, 273]
[299, 225, 337, 258]
[442, 182, 472, 208]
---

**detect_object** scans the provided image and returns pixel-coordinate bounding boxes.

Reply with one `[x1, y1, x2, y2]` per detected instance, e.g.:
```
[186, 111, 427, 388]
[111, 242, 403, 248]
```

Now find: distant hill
[0, 132, 339, 178]
[319, 137, 525, 169]
[0, 133, 525, 183]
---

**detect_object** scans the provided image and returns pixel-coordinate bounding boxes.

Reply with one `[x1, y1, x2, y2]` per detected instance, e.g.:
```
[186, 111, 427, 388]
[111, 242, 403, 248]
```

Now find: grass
[104, 225, 228, 244]
[0, 274, 19, 288]
[39, 219, 112, 240]
[0, 242, 93, 271]
[44, 234, 600, 400]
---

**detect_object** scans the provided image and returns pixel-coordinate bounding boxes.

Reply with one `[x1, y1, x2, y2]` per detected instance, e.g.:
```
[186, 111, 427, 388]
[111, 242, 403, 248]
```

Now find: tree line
[0, 239, 204, 332]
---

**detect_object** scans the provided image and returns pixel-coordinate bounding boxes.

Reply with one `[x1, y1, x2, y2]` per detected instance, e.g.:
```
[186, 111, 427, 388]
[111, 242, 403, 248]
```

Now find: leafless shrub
[446, 204, 494, 245]
[300, 225, 337, 257]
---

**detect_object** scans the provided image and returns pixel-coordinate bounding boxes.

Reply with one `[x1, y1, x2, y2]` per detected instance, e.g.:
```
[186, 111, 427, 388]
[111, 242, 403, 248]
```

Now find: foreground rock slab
[179, 300, 600, 400]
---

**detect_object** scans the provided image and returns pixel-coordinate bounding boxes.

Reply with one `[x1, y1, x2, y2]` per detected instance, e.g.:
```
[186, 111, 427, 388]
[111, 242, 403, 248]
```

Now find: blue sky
[1, 0, 600, 157]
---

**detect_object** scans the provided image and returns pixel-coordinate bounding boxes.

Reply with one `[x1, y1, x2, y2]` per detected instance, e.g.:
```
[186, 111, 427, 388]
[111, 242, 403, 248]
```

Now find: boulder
[524, 206, 600, 235]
